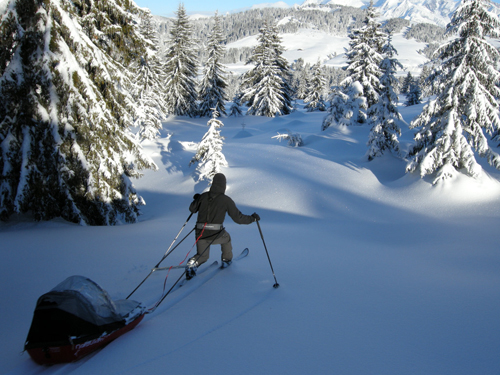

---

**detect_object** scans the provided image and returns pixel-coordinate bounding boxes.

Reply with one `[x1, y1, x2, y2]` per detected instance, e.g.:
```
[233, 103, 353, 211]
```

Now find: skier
[186, 173, 260, 279]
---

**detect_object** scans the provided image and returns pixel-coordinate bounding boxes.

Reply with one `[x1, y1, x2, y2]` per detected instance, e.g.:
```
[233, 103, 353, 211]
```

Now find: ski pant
[191, 230, 232, 266]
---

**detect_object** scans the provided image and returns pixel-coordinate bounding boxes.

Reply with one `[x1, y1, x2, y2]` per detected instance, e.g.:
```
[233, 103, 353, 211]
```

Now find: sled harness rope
[147, 224, 225, 313]
[126, 212, 195, 300]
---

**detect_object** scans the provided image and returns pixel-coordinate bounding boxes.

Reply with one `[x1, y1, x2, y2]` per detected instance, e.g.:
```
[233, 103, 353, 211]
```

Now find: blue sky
[133, 0, 500, 17]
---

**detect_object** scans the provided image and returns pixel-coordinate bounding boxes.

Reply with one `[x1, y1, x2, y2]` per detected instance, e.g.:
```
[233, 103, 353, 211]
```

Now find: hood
[210, 173, 226, 195]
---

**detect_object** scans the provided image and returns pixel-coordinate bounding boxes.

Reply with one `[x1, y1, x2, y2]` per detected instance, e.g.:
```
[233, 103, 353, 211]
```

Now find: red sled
[24, 276, 145, 365]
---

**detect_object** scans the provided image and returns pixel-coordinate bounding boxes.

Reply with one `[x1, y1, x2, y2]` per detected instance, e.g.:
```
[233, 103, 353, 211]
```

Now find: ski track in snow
[116, 290, 274, 375]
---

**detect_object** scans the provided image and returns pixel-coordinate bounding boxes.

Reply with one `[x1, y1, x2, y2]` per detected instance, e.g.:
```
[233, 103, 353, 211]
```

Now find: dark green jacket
[189, 174, 254, 239]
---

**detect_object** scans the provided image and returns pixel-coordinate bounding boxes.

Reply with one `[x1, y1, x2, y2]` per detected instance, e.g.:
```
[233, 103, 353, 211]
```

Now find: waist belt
[197, 223, 223, 231]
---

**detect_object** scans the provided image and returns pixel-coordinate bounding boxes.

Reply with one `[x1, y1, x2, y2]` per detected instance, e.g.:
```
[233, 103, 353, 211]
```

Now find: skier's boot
[221, 259, 232, 269]
[185, 259, 198, 280]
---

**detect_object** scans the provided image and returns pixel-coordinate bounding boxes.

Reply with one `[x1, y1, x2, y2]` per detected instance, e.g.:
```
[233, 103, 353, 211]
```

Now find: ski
[225, 248, 249, 267]
[154, 264, 189, 271]
[177, 260, 218, 287]
[147, 249, 249, 313]
[157, 248, 249, 272]
[182, 248, 249, 283]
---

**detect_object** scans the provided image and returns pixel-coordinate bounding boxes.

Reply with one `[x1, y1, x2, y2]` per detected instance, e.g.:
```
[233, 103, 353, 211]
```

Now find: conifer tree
[291, 58, 309, 100]
[229, 94, 244, 117]
[199, 11, 229, 117]
[419, 65, 433, 96]
[0, 0, 156, 225]
[268, 21, 294, 107]
[130, 10, 168, 140]
[189, 107, 228, 181]
[240, 20, 293, 117]
[131, 54, 168, 140]
[351, 1, 385, 109]
[322, 83, 366, 130]
[405, 81, 422, 106]
[401, 72, 413, 94]
[367, 33, 403, 160]
[304, 60, 327, 112]
[294, 70, 309, 100]
[164, 4, 198, 117]
[407, 0, 500, 184]
[322, 0, 384, 129]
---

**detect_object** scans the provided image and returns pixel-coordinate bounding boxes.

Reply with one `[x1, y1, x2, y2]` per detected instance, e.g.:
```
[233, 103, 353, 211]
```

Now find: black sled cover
[25, 275, 143, 348]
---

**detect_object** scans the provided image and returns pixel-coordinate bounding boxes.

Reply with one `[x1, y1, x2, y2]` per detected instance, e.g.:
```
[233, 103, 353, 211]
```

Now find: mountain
[375, 0, 459, 27]
[298, 0, 500, 28]
[300, 0, 369, 7]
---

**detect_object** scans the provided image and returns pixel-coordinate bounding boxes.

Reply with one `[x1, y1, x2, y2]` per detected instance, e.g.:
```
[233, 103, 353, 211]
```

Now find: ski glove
[251, 213, 260, 222]
[193, 194, 201, 201]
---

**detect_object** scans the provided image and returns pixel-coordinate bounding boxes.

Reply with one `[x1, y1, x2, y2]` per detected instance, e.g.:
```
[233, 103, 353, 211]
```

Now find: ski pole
[155, 212, 194, 267]
[256, 220, 280, 288]
[126, 212, 194, 299]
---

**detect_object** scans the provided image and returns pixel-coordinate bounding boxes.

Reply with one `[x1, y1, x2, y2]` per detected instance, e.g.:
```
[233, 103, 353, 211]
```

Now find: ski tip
[234, 248, 249, 259]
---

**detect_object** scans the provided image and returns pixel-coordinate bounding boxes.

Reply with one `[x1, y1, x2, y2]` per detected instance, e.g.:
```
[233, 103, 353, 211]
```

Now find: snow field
[227, 28, 430, 75]
[2, 100, 500, 374]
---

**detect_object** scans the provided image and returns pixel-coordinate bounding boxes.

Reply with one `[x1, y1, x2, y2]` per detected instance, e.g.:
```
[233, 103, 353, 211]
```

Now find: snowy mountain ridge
[373, 0, 461, 26]
[298, 0, 451, 27]
[298, 0, 369, 7]
[292, 0, 499, 27]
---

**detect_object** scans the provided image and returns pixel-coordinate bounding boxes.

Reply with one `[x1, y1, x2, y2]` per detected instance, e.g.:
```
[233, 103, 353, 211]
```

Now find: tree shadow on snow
[157, 138, 196, 177]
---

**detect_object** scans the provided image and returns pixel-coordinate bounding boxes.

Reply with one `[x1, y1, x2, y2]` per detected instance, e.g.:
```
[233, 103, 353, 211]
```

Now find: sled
[24, 275, 145, 365]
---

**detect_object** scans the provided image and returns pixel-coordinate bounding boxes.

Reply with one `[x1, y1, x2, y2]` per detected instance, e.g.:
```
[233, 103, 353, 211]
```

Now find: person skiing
[186, 173, 260, 279]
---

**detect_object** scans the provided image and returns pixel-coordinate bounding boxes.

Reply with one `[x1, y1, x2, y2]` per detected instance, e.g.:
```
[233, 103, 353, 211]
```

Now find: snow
[2, 96, 500, 374]
[250, 1, 290, 10]
[376, 0, 457, 27]
[327, 0, 368, 7]
[227, 29, 429, 75]
[301, 0, 369, 7]
[0, 0, 9, 15]
[188, 14, 211, 20]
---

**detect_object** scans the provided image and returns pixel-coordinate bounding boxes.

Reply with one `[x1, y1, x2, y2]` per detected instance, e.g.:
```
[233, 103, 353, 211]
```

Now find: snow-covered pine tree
[198, 11, 229, 118]
[0, 0, 157, 225]
[291, 58, 309, 100]
[240, 20, 293, 117]
[405, 80, 422, 106]
[294, 69, 310, 100]
[322, 88, 347, 130]
[272, 130, 303, 147]
[129, 10, 168, 141]
[407, 0, 500, 184]
[366, 33, 403, 160]
[321, 84, 366, 130]
[164, 4, 198, 117]
[229, 94, 244, 117]
[189, 107, 228, 181]
[304, 60, 327, 112]
[131, 54, 167, 140]
[351, 0, 385, 110]
[322, 0, 384, 129]
[401, 72, 413, 94]
[268, 21, 294, 109]
[419, 64, 433, 96]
